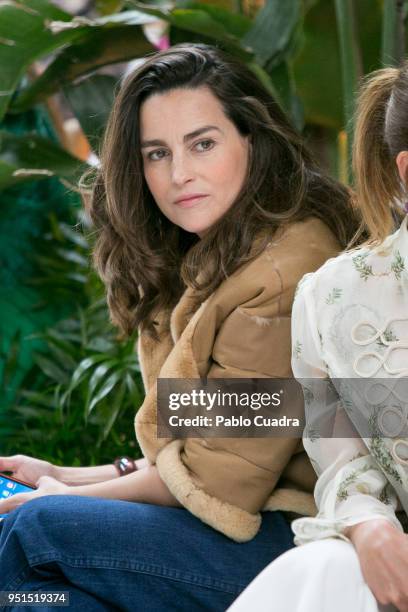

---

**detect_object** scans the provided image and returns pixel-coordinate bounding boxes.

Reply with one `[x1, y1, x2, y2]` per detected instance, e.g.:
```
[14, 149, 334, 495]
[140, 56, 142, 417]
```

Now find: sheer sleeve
[290, 274, 402, 545]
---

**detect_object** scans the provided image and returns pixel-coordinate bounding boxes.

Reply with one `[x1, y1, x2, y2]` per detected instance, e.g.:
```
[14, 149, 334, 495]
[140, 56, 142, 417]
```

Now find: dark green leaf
[69, 354, 109, 392]
[86, 370, 122, 416]
[86, 337, 116, 352]
[128, 1, 253, 59]
[100, 379, 126, 440]
[64, 74, 117, 152]
[2, 330, 22, 390]
[382, 0, 405, 66]
[246, 62, 277, 97]
[267, 60, 304, 129]
[55, 248, 89, 267]
[58, 222, 89, 249]
[174, 1, 252, 38]
[13, 405, 50, 419]
[0, 0, 75, 119]
[33, 354, 70, 385]
[44, 329, 78, 358]
[11, 19, 155, 112]
[96, 0, 125, 14]
[87, 359, 120, 403]
[125, 372, 142, 403]
[292, 0, 343, 128]
[242, 0, 301, 65]
[19, 390, 55, 408]
[0, 131, 85, 190]
[44, 342, 78, 373]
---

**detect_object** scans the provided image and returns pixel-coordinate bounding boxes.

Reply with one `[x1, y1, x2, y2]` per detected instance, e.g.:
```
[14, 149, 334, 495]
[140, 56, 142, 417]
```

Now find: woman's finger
[0, 456, 19, 473]
[0, 491, 34, 513]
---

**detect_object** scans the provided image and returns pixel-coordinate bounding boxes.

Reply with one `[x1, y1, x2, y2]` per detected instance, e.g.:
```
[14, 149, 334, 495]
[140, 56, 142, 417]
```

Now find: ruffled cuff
[292, 495, 403, 545]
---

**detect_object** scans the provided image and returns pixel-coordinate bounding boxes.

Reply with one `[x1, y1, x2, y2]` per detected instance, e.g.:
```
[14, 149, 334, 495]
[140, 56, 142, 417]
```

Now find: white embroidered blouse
[291, 216, 408, 544]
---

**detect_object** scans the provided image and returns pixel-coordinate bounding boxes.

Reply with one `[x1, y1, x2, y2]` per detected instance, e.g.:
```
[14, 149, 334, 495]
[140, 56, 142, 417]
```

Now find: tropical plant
[2, 0, 408, 463]
[0, 0, 334, 191]
[0, 209, 144, 465]
[1, 0, 408, 187]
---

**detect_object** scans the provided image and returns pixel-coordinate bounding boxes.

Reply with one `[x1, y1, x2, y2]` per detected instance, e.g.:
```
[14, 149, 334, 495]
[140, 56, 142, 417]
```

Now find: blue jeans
[0, 495, 294, 611]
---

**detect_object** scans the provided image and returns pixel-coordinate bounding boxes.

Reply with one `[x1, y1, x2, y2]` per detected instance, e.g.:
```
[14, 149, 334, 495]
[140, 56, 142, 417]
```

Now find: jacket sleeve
[290, 274, 402, 545]
[154, 220, 339, 541]
[179, 269, 300, 514]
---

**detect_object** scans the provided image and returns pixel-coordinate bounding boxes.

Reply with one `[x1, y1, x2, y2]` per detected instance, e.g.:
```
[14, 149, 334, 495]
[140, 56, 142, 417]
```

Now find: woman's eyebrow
[140, 125, 222, 148]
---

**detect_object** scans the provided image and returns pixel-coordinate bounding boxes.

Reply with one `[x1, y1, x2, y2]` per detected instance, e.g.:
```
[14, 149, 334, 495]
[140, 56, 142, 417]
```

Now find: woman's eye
[195, 139, 215, 152]
[147, 149, 167, 161]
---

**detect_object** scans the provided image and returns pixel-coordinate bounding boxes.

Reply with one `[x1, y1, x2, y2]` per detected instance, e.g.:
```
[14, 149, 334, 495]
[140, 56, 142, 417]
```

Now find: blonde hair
[353, 63, 408, 244]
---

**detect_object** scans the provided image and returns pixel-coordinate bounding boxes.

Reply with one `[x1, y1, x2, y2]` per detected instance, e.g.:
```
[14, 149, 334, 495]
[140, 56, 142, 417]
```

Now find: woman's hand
[347, 518, 408, 611]
[0, 475, 69, 514]
[0, 454, 58, 487]
[0, 454, 150, 488]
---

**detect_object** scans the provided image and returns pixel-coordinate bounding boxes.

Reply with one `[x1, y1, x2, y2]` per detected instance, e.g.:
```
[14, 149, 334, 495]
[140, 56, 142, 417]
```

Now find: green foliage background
[0, 0, 407, 466]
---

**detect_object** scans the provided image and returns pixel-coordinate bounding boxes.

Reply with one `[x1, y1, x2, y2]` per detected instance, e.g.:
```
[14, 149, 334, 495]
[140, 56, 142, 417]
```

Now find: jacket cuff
[263, 488, 316, 516]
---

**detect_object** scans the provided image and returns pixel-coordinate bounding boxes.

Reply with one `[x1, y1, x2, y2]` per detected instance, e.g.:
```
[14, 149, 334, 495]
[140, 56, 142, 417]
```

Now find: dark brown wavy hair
[88, 43, 357, 338]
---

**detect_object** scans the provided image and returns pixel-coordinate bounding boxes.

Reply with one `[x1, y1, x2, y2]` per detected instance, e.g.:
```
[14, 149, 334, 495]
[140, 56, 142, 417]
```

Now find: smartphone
[0, 474, 36, 521]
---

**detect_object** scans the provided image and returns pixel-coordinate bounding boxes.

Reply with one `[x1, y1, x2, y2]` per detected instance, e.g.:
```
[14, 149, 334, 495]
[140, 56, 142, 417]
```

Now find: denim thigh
[0, 495, 294, 612]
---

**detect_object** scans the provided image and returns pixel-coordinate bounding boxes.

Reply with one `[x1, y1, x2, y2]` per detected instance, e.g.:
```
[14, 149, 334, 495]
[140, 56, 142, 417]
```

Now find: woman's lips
[174, 195, 209, 208]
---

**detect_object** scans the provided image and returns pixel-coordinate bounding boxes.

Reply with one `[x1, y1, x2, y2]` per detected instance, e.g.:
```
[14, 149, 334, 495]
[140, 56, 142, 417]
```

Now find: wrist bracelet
[113, 456, 137, 477]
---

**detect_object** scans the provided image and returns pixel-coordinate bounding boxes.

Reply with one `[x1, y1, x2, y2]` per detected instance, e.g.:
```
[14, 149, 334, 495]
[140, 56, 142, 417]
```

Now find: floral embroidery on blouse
[353, 248, 406, 281]
[391, 250, 405, 280]
[290, 216, 408, 546]
[325, 288, 343, 305]
[293, 340, 302, 360]
[368, 412, 403, 485]
[336, 463, 372, 501]
[352, 252, 373, 280]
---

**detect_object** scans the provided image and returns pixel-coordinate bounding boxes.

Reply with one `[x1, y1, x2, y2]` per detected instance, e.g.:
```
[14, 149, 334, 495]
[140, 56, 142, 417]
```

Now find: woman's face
[140, 86, 250, 236]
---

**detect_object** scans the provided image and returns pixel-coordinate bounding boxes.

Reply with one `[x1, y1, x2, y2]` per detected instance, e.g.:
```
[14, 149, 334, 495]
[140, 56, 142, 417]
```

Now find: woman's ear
[396, 150, 408, 186]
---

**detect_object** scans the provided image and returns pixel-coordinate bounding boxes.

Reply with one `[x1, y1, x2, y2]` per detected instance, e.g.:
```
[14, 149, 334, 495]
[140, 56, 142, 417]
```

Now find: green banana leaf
[9, 12, 156, 113]
[128, 1, 253, 59]
[243, 0, 302, 66]
[176, 0, 238, 10]
[293, 0, 381, 129]
[0, 131, 86, 190]
[174, 1, 252, 38]
[130, 0, 305, 122]
[96, 0, 126, 14]
[0, 0, 82, 121]
[63, 74, 118, 152]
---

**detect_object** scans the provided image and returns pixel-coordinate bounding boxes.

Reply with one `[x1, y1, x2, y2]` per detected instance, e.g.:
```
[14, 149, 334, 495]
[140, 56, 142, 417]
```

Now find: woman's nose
[170, 153, 194, 185]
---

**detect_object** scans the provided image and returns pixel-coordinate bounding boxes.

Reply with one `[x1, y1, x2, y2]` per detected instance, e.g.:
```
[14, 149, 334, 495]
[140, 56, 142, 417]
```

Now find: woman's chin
[179, 222, 212, 237]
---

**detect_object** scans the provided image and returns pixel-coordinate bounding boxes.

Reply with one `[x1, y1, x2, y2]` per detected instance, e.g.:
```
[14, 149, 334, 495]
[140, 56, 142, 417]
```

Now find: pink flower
[156, 34, 170, 50]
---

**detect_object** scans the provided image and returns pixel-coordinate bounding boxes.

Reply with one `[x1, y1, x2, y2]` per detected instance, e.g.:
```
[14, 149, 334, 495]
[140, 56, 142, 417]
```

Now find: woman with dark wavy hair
[0, 43, 356, 610]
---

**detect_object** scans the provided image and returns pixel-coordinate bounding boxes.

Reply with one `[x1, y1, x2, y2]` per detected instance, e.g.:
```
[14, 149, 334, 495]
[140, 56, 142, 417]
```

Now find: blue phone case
[0, 475, 34, 520]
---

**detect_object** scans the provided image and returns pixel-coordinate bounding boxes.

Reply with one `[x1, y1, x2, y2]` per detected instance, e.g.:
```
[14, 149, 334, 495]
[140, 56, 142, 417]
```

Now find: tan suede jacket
[135, 218, 340, 542]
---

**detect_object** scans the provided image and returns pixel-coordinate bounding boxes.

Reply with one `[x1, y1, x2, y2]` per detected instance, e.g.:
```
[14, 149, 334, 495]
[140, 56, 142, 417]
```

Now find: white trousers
[228, 539, 395, 612]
